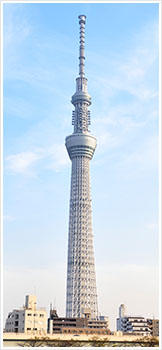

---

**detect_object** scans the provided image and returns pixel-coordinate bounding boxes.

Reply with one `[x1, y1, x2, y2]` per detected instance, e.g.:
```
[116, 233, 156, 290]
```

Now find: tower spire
[78, 15, 86, 77]
[70, 15, 91, 134]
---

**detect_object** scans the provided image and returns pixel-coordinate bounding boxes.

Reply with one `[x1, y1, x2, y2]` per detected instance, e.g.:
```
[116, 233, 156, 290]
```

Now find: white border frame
[0, 1, 161, 349]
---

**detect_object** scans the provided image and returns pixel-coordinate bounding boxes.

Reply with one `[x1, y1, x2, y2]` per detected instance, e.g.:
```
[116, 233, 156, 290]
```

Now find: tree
[18, 336, 51, 347]
[135, 336, 159, 347]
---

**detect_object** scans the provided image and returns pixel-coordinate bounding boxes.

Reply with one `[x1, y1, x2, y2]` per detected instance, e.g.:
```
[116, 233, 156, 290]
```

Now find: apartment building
[48, 308, 109, 334]
[119, 316, 150, 336]
[5, 295, 47, 334]
[116, 304, 153, 336]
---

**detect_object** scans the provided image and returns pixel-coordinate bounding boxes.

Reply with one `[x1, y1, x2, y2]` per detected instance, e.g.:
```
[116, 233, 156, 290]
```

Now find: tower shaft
[65, 15, 98, 319]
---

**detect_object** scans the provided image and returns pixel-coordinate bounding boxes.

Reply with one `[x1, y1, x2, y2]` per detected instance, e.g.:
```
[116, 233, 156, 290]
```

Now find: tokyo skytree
[65, 15, 98, 319]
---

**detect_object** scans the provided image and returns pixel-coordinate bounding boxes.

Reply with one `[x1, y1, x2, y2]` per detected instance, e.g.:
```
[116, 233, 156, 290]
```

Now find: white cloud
[5, 145, 69, 176]
[3, 215, 15, 222]
[5, 151, 43, 175]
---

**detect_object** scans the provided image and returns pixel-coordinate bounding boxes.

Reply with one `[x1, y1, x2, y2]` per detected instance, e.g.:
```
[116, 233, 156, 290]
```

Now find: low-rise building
[120, 316, 150, 336]
[48, 308, 110, 334]
[5, 295, 47, 334]
[116, 304, 151, 336]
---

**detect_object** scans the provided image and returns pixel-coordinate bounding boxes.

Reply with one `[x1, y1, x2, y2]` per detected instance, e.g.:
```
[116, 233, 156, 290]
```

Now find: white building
[116, 304, 150, 336]
[5, 295, 47, 334]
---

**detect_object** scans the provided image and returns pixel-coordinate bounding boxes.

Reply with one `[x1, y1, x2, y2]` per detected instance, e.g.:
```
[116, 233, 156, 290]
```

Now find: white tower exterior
[119, 304, 126, 319]
[65, 15, 98, 319]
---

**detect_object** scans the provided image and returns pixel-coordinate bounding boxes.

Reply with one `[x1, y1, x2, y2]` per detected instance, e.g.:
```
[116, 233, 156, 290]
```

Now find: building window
[39, 314, 44, 317]
[27, 313, 32, 316]
[27, 328, 31, 330]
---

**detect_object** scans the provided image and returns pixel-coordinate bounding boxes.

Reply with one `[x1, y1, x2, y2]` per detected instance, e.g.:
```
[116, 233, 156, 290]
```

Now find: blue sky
[3, 2, 159, 330]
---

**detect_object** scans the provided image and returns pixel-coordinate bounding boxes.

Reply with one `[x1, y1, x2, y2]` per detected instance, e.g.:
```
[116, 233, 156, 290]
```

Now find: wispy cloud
[5, 144, 69, 176]
[3, 5, 32, 49]
[90, 20, 158, 100]
[3, 5, 75, 96]
[5, 151, 43, 176]
[93, 102, 149, 154]
[3, 215, 16, 222]
[89, 19, 159, 168]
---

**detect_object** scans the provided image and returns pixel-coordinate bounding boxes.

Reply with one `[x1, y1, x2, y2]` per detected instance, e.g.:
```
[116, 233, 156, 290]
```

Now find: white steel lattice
[65, 15, 98, 319]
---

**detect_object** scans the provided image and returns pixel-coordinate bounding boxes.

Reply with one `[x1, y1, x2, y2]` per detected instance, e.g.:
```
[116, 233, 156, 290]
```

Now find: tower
[119, 304, 126, 319]
[65, 15, 98, 319]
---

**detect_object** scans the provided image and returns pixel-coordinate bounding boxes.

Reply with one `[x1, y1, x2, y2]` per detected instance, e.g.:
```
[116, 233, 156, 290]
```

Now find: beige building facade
[48, 308, 109, 334]
[147, 319, 159, 336]
[5, 295, 47, 334]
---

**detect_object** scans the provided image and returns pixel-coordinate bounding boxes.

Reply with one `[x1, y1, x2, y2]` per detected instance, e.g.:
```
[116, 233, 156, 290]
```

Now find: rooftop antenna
[50, 302, 52, 311]
[78, 15, 86, 77]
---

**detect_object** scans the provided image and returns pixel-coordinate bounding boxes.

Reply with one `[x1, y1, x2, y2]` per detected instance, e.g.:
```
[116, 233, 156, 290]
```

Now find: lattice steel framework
[65, 15, 98, 319]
